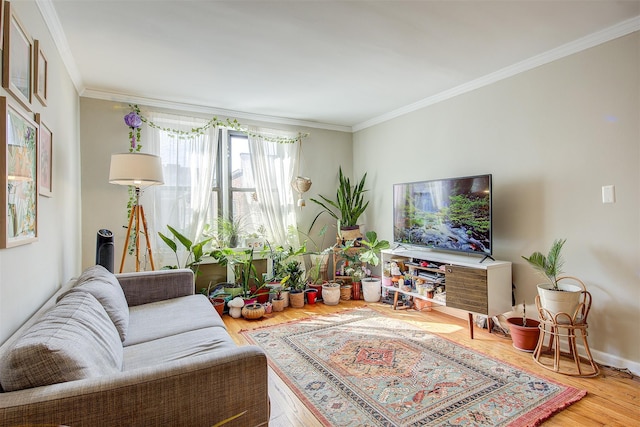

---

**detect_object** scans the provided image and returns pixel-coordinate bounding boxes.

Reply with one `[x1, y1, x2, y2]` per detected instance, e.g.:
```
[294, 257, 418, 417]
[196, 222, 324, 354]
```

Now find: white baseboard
[431, 306, 639, 376]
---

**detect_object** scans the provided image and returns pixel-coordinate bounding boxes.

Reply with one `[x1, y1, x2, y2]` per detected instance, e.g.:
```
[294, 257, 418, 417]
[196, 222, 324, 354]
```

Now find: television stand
[381, 248, 512, 339]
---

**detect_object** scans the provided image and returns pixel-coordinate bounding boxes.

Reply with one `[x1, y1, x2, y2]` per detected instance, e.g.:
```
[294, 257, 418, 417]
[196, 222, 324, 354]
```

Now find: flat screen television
[393, 174, 492, 257]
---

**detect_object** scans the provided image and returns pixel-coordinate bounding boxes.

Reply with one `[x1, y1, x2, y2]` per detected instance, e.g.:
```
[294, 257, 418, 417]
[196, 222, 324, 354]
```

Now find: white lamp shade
[109, 153, 164, 187]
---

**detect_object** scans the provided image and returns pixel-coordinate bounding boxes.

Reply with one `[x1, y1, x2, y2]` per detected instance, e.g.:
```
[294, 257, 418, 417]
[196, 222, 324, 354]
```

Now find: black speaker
[96, 229, 114, 273]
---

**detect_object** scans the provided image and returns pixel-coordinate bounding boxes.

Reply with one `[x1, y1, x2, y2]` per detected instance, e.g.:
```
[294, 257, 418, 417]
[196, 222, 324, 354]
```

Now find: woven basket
[242, 303, 265, 320]
[292, 176, 312, 193]
[340, 285, 352, 300]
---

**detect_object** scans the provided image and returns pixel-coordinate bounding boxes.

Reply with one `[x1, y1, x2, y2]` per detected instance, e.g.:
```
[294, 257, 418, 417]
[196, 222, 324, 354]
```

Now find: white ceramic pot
[537, 283, 582, 317]
[322, 282, 341, 305]
[362, 277, 382, 302]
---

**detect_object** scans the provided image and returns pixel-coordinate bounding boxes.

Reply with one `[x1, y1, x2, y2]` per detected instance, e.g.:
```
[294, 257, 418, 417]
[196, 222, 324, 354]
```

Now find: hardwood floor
[224, 300, 640, 427]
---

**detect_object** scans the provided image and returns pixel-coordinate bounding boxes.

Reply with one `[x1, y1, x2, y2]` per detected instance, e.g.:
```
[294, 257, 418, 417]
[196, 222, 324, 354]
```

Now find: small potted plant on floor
[522, 238, 583, 316]
[271, 289, 286, 312]
[506, 301, 541, 352]
[281, 259, 306, 308]
[342, 231, 390, 302]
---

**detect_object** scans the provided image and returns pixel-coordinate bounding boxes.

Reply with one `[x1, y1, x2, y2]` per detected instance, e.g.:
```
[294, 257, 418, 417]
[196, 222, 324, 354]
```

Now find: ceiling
[43, 0, 640, 131]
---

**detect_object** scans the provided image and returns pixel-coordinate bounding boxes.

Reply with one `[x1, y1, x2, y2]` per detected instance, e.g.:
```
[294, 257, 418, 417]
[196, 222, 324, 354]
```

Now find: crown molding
[36, 0, 84, 94]
[81, 89, 353, 133]
[353, 16, 640, 132]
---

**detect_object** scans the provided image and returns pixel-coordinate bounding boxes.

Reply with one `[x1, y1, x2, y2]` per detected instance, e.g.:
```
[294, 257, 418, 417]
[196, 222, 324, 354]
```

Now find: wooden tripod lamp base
[109, 152, 164, 273]
[119, 203, 156, 273]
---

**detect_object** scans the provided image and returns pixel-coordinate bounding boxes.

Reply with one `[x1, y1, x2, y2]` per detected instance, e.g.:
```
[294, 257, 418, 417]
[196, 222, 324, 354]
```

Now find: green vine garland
[129, 104, 308, 143]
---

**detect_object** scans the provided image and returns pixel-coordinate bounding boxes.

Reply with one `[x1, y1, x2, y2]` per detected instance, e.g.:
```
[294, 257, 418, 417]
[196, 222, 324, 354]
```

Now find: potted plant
[522, 238, 583, 316]
[211, 247, 266, 303]
[506, 302, 541, 352]
[281, 259, 306, 308]
[310, 166, 369, 240]
[271, 289, 286, 312]
[158, 225, 212, 278]
[217, 216, 246, 248]
[342, 231, 390, 302]
[322, 282, 341, 305]
[262, 240, 307, 306]
[200, 282, 226, 316]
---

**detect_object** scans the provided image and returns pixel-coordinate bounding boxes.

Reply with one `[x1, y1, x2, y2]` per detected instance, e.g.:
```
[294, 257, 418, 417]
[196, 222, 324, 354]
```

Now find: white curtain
[146, 112, 218, 268]
[248, 128, 300, 248]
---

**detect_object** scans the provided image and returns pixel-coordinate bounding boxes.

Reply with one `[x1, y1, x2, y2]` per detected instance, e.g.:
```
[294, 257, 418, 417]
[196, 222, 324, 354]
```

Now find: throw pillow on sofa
[60, 264, 130, 341]
[0, 291, 123, 392]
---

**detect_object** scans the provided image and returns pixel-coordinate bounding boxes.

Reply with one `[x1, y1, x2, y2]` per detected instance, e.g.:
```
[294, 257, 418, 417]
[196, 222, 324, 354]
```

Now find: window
[220, 131, 263, 242]
[148, 111, 300, 263]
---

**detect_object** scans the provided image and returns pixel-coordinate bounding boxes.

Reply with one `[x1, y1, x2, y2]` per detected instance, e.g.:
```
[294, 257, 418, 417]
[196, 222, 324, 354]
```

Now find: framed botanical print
[0, 97, 38, 248]
[35, 113, 52, 197]
[34, 39, 47, 106]
[2, 2, 32, 112]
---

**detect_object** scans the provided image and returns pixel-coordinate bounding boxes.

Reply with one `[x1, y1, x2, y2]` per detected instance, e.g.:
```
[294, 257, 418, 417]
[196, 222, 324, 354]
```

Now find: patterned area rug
[241, 308, 586, 427]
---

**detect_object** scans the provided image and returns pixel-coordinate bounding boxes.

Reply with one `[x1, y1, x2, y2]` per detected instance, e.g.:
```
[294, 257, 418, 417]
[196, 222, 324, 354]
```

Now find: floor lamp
[109, 153, 164, 273]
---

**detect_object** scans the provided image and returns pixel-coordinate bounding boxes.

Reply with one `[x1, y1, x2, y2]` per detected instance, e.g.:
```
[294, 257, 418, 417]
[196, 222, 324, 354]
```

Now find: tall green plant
[158, 225, 212, 277]
[310, 167, 369, 229]
[521, 238, 566, 290]
[210, 248, 264, 297]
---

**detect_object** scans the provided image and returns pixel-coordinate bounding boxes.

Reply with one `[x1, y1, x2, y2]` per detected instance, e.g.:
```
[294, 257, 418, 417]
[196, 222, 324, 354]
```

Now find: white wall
[79, 98, 353, 270]
[0, 2, 81, 343]
[354, 33, 639, 372]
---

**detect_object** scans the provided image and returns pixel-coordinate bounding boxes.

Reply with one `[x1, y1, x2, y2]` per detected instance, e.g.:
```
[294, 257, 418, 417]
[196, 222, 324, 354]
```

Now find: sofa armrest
[0, 345, 269, 427]
[116, 269, 195, 307]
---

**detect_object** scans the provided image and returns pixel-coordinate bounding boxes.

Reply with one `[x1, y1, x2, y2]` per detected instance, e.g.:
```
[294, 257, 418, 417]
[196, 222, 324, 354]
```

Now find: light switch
[602, 185, 616, 204]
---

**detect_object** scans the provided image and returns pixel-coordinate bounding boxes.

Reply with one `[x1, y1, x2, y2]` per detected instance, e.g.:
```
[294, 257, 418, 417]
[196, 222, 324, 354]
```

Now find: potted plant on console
[522, 238, 583, 316]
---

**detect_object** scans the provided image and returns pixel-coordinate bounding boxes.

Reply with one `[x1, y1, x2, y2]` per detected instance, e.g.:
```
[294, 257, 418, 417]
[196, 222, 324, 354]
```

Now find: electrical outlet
[602, 185, 616, 204]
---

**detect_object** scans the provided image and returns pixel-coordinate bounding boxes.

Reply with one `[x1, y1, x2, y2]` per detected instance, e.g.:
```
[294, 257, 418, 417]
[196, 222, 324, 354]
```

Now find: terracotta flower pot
[506, 317, 541, 352]
[209, 297, 225, 316]
[254, 287, 270, 304]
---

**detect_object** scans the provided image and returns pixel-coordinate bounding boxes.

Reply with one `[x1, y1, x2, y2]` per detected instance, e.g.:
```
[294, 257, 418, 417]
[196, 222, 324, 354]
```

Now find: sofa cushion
[0, 292, 123, 392]
[123, 294, 225, 346]
[123, 327, 237, 370]
[64, 265, 130, 341]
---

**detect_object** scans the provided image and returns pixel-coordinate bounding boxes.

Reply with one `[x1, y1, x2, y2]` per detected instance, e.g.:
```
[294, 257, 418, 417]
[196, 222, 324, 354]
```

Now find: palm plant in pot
[522, 238, 583, 316]
[310, 166, 369, 241]
[506, 301, 541, 352]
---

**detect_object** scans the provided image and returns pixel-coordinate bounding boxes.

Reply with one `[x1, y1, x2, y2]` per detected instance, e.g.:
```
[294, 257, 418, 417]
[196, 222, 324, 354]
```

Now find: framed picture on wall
[35, 113, 52, 197]
[0, 96, 38, 248]
[2, 2, 33, 112]
[0, 0, 5, 48]
[34, 40, 47, 106]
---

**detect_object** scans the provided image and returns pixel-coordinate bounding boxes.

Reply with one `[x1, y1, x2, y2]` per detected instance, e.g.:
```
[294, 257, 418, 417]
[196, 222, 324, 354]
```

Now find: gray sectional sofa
[0, 266, 269, 426]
